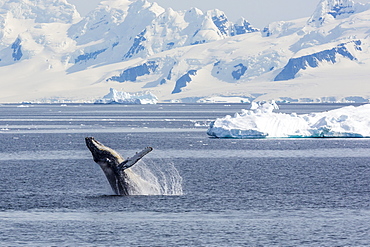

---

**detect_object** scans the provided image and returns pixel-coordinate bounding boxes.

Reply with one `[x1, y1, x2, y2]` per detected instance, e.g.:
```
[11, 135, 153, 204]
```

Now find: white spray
[125, 159, 183, 196]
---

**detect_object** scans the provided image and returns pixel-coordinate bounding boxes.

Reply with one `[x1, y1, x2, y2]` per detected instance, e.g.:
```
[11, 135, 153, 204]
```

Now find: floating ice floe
[95, 88, 158, 104]
[207, 101, 370, 138]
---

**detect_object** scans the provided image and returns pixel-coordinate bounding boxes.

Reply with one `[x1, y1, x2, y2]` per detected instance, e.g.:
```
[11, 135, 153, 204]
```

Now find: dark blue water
[1, 103, 370, 246]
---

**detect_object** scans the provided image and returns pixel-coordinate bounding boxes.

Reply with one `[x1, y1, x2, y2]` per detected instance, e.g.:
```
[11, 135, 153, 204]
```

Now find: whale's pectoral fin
[118, 147, 153, 171]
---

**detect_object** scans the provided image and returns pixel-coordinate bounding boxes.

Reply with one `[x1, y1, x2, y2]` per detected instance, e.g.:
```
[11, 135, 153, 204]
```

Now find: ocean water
[0, 103, 370, 246]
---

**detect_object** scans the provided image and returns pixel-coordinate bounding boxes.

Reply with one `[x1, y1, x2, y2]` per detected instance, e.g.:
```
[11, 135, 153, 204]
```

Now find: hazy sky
[67, 0, 320, 28]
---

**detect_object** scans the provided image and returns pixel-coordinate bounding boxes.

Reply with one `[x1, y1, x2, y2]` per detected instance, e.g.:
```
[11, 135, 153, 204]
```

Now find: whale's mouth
[85, 137, 114, 153]
[85, 137, 100, 152]
[85, 137, 120, 164]
[85, 137, 101, 158]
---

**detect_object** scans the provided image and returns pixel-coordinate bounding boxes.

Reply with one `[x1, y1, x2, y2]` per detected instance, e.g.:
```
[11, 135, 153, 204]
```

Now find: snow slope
[0, 0, 370, 103]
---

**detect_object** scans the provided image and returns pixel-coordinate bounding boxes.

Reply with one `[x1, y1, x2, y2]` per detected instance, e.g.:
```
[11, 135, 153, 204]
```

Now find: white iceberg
[95, 88, 158, 104]
[207, 102, 370, 138]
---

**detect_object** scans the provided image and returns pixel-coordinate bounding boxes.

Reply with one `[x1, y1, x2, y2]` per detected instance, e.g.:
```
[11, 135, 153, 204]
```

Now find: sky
[67, 0, 319, 28]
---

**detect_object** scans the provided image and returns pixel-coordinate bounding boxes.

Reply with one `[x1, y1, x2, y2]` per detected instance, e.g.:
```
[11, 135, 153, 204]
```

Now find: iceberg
[207, 102, 370, 138]
[95, 88, 158, 104]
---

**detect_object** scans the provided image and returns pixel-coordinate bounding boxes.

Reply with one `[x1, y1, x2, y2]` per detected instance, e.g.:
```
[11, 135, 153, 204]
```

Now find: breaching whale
[85, 137, 153, 195]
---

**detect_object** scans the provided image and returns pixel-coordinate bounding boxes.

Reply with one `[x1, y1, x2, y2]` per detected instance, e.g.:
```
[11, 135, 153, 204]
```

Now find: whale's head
[85, 137, 124, 165]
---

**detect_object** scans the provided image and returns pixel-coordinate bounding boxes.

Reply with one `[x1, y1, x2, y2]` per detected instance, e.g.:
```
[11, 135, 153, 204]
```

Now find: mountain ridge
[0, 0, 370, 103]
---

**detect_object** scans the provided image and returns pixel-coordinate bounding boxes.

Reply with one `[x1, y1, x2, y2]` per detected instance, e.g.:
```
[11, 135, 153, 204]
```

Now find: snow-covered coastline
[207, 102, 370, 138]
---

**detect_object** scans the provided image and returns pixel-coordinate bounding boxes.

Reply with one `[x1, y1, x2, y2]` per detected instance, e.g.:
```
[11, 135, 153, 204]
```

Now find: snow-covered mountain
[0, 0, 370, 103]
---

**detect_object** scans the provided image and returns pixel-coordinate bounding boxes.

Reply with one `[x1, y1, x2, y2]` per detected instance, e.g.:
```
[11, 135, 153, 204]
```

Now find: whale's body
[85, 137, 153, 195]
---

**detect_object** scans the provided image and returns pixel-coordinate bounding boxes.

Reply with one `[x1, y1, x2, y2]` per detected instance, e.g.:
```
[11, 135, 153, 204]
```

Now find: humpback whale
[85, 137, 153, 195]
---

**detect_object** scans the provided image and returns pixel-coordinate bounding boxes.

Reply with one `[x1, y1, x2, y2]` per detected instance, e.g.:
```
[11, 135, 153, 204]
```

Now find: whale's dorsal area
[85, 137, 153, 195]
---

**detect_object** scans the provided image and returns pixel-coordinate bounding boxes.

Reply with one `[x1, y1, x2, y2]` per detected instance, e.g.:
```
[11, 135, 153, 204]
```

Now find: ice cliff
[95, 88, 158, 104]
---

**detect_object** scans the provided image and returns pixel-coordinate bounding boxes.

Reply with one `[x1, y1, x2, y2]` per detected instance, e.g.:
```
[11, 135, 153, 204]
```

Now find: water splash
[127, 159, 183, 196]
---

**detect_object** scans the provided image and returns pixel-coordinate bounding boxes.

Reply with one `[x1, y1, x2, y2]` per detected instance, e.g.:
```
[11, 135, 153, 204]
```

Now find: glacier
[0, 0, 370, 103]
[207, 102, 370, 138]
[95, 88, 158, 104]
